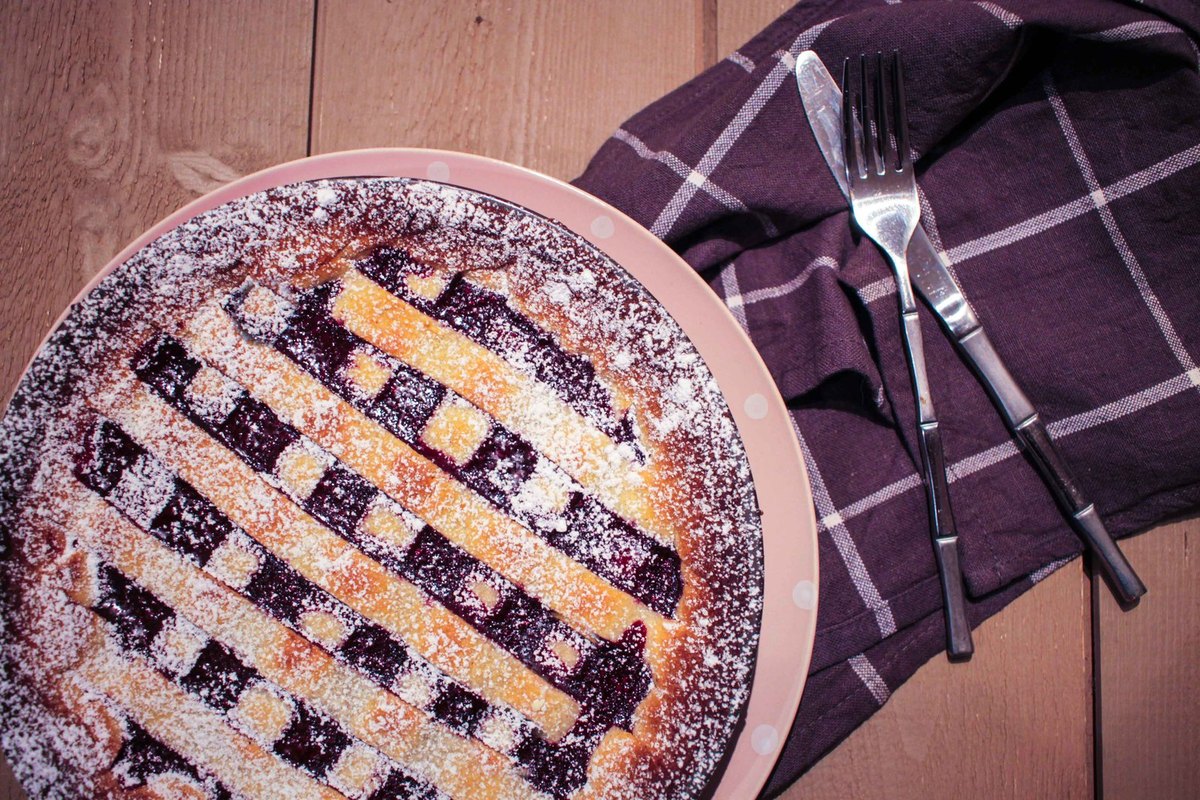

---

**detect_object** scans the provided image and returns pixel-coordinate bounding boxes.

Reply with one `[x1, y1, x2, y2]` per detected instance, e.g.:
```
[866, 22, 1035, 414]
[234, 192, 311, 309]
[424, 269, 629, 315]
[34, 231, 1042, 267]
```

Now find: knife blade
[794, 50, 1146, 606]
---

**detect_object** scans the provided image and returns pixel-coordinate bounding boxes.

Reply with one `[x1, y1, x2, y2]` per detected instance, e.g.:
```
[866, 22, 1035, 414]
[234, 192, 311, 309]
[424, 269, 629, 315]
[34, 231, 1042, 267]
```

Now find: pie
[0, 178, 763, 799]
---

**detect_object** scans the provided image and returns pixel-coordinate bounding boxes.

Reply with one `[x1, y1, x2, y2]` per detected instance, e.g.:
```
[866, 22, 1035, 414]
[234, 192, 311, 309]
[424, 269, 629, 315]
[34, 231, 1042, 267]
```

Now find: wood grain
[715, 0, 792, 57]
[0, 754, 21, 800]
[1099, 519, 1200, 800]
[0, 0, 314, 409]
[0, 1, 314, 794]
[310, 0, 700, 181]
[781, 566, 1094, 800]
[1, 2, 1196, 799]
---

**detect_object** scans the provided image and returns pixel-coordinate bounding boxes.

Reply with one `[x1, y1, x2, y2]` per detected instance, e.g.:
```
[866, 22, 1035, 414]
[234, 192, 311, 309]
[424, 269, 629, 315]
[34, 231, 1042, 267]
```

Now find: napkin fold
[574, 0, 1200, 794]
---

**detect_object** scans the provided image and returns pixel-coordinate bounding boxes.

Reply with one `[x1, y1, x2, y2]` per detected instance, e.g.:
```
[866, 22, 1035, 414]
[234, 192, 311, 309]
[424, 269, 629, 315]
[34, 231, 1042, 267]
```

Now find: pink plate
[33, 148, 819, 799]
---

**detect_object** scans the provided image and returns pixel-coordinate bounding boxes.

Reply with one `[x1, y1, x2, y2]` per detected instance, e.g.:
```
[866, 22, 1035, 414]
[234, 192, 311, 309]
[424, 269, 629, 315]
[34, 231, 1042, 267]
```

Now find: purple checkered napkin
[575, 0, 1200, 794]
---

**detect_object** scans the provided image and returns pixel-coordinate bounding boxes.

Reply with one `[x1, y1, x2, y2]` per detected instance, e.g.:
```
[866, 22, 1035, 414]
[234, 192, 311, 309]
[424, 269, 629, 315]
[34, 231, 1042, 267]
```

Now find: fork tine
[859, 54, 882, 176]
[841, 57, 861, 181]
[892, 50, 911, 171]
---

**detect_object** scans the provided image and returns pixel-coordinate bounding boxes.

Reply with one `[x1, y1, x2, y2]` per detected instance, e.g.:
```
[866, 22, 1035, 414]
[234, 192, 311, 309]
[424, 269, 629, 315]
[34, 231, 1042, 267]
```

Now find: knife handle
[1017, 417, 1147, 607]
[958, 327, 1035, 427]
[918, 421, 974, 660]
[958, 329, 1145, 606]
[899, 308, 974, 661]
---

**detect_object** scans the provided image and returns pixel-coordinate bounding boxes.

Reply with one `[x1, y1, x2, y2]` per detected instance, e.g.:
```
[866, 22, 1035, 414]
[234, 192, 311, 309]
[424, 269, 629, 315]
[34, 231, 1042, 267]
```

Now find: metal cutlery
[842, 52, 974, 660]
[795, 50, 1146, 609]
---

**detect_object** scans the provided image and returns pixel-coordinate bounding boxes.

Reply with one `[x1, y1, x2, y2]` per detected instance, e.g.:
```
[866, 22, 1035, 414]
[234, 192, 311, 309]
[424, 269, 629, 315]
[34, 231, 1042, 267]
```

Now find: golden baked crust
[0, 178, 763, 800]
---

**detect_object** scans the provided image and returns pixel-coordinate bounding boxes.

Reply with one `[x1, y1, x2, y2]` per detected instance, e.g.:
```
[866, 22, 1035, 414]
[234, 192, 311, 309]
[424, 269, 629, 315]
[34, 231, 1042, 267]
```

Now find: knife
[795, 51, 1146, 607]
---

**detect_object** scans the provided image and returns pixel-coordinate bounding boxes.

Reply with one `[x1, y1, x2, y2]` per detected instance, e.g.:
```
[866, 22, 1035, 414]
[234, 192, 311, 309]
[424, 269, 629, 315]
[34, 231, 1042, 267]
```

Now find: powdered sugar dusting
[0, 177, 763, 800]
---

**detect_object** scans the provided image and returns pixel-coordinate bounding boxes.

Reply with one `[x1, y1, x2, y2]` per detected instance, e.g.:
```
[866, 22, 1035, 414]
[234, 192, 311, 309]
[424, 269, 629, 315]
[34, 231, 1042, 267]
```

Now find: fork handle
[901, 310, 975, 660]
[934, 534, 975, 660]
[918, 420, 975, 659]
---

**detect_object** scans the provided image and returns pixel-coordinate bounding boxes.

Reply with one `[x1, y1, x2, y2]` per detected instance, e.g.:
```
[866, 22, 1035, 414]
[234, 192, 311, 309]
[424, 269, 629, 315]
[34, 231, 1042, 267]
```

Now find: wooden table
[1, 3, 1196, 798]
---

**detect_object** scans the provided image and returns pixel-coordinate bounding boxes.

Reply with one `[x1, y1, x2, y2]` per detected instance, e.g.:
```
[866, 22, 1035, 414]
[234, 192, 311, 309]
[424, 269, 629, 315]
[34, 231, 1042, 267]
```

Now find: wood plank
[0, 756, 21, 800]
[9, 4, 1190, 800]
[310, 0, 701, 181]
[1099, 518, 1200, 800]
[0, 0, 314, 409]
[715, 0, 792, 58]
[782, 565, 1094, 800]
[0, 2, 314, 795]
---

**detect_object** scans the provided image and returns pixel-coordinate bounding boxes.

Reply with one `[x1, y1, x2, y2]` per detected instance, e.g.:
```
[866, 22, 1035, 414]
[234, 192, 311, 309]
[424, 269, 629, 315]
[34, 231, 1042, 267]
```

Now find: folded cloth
[574, 0, 1200, 794]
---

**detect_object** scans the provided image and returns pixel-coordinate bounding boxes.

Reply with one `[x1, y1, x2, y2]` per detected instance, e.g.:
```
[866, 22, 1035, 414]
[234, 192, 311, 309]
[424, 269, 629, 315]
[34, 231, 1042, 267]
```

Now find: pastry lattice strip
[91, 378, 581, 740]
[129, 333, 655, 728]
[63, 485, 554, 800]
[359, 247, 632, 446]
[84, 560, 446, 800]
[225, 280, 681, 616]
[109, 720, 237, 800]
[178, 300, 666, 645]
[69, 627, 348, 800]
[331, 268, 667, 548]
[89, 377, 652, 795]
[74, 417, 542, 755]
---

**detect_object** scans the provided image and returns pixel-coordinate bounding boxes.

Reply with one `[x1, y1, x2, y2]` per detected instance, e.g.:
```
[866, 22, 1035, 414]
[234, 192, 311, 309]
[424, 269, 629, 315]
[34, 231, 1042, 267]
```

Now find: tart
[0, 178, 763, 799]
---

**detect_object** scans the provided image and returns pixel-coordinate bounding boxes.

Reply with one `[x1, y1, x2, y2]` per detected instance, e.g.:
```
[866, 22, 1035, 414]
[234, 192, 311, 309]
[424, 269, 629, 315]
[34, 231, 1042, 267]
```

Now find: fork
[843, 52, 974, 660]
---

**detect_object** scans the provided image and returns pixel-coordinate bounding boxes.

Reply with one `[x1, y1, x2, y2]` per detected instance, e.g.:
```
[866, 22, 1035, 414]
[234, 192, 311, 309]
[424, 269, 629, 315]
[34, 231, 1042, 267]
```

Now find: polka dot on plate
[744, 393, 768, 420]
[792, 579, 816, 610]
[590, 215, 615, 240]
[751, 724, 779, 756]
[427, 161, 451, 182]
